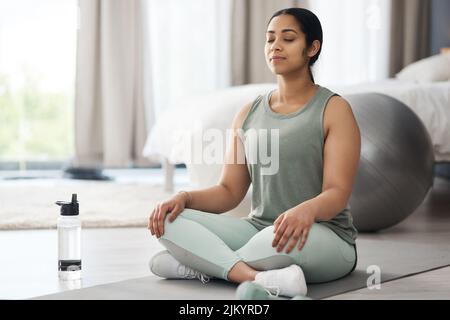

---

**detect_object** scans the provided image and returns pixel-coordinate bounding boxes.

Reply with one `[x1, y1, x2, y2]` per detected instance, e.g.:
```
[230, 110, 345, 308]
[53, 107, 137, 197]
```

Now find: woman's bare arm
[302, 96, 361, 221]
[185, 102, 253, 214]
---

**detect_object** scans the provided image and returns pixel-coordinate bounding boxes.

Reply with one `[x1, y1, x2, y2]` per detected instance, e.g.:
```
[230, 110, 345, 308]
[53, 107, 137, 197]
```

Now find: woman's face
[265, 14, 314, 76]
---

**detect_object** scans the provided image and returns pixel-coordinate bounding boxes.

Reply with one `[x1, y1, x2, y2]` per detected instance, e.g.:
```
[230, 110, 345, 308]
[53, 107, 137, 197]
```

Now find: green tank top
[240, 85, 358, 245]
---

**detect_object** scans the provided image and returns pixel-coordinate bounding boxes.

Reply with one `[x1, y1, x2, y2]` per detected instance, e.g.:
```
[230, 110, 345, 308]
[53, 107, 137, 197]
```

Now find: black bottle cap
[56, 194, 79, 216]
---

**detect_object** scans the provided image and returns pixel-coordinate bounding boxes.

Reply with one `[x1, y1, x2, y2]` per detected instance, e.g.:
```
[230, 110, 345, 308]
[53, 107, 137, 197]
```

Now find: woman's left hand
[272, 205, 315, 254]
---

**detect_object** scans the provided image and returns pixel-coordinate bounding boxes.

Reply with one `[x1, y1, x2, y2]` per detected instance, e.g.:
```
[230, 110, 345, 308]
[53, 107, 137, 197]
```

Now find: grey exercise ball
[344, 93, 434, 232]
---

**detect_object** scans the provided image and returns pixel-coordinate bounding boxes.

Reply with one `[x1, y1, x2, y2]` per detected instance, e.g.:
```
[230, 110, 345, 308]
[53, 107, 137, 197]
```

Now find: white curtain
[309, 0, 391, 86]
[146, 0, 232, 117]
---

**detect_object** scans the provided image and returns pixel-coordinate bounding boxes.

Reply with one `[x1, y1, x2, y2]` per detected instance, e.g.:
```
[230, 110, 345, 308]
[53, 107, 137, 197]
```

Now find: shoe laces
[178, 265, 210, 284]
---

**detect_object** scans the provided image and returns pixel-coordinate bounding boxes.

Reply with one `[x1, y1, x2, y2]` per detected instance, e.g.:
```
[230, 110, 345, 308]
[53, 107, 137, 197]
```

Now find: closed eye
[266, 39, 295, 43]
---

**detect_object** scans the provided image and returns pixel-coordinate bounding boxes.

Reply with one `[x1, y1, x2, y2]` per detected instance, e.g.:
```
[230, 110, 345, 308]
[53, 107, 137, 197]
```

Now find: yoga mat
[34, 180, 450, 300]
[33, 235, 450, 300]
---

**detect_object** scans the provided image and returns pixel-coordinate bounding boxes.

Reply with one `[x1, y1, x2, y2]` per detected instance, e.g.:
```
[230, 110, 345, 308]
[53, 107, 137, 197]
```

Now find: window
[0, 0, 77, 166]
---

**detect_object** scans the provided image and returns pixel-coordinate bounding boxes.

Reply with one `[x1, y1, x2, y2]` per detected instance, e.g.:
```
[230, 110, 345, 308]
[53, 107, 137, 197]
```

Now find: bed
[330, 79, 450, 162]
[143, 55, 450, 217]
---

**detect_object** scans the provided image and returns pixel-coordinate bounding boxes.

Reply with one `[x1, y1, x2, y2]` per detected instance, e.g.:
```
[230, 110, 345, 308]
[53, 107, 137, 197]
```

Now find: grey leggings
[159, 208, 357, 283]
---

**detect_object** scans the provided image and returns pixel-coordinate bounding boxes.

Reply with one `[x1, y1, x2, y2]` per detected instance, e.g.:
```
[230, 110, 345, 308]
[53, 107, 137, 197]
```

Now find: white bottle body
[57, 215, 81, 281]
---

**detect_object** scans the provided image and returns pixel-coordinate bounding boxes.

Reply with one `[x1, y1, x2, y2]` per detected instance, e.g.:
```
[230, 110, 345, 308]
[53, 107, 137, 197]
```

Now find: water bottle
[56, 194, 82, 281]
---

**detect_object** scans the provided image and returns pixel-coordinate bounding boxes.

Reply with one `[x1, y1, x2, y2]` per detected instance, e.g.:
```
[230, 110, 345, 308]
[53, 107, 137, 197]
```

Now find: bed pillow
[395, 53, 450, 82]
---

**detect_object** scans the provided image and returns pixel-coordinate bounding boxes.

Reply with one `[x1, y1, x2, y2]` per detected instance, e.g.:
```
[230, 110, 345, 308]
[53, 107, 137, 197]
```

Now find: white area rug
[0, 179, 174, 230]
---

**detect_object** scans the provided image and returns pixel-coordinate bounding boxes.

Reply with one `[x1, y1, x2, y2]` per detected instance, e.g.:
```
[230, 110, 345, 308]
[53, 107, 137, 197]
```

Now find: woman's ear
[308, 40, 321, 58]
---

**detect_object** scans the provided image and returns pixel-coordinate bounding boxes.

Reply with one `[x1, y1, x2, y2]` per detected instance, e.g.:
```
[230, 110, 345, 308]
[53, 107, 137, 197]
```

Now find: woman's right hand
[148, 192, 189, 238]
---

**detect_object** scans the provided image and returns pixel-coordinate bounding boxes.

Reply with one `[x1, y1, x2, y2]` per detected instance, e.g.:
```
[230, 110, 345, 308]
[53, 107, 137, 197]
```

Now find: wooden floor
[0, 169, 449, 300]
[0, 168, 178, 300]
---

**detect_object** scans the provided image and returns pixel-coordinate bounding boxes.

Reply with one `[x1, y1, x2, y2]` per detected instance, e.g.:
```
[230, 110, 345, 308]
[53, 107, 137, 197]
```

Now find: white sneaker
[149, 250, 210, 284]
[253, 264, 307, 298]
